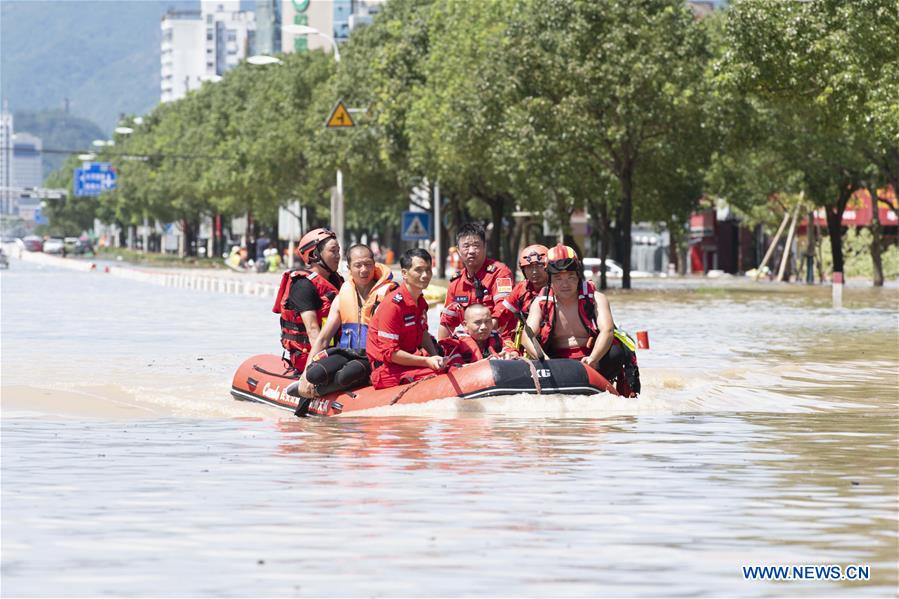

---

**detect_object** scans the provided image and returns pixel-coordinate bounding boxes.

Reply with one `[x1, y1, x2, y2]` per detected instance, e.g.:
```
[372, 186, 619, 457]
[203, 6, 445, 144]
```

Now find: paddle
[514, 312, 546, 394]
[515, 311, 546, 361]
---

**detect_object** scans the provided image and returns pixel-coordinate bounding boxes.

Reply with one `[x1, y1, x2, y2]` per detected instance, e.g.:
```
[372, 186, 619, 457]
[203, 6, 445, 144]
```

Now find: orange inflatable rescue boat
[231, 354, 619, 417]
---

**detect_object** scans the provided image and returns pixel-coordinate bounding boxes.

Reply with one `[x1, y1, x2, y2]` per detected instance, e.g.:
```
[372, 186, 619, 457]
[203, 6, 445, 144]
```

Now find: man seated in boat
[439, 304, 519, 365]
[520, 244, 641, 397]
[438, 222, 514, 340]
[366, 248, 446, 389]
[272, 228, 343, 372]
[293, 244, 398, 398]
[494, 244, 550, 352]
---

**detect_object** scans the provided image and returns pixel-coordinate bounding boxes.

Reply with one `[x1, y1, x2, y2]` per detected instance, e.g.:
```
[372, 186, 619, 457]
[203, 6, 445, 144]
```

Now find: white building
[0, 108, 12, 215]
[161, 10, 204, 103]
[161, 2, 256, 103]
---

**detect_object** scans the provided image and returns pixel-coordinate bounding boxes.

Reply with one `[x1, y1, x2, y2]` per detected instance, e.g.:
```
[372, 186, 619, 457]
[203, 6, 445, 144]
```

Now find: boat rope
[525, 359, 542, 394]
[390, 373, 438, 405]
[253, 364, 301, 380]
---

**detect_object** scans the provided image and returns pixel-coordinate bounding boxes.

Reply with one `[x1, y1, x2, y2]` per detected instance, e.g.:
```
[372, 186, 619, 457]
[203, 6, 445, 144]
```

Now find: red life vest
[536, 279, 599, 347]
[272, 269, 342, 361]
[440, 331, 504, 364]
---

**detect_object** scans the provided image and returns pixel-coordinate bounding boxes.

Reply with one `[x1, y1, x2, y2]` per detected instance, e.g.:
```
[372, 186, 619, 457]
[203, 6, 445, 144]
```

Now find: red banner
[808, 186, 898, 227]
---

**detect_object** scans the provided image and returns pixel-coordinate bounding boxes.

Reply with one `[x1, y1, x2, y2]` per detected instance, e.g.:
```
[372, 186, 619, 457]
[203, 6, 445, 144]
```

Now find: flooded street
[2, 260, 897, 596]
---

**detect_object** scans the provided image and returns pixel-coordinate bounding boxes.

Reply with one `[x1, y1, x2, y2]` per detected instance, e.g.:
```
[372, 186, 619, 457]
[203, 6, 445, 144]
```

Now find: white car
[582, 257, 652, 279]
[42, 238, 65, 254]
[582, 257, 624, 278]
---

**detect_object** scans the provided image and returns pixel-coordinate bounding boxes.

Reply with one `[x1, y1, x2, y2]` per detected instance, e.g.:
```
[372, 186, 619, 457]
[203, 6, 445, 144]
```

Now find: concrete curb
[8, 249, 279, 298]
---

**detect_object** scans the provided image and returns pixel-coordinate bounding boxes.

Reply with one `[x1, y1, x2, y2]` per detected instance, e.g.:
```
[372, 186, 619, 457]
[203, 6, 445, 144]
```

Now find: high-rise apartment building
[161, 10, 204, 103]
[256, 0, 281, 56]
[161, 2, 256, 103]
[11, 133, 43, 193]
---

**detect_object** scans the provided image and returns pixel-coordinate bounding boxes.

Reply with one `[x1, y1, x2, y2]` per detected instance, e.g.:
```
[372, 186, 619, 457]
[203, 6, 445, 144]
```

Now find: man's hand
[580, 355, 599, 369]
[425, 355, 445, 371]
[295, 376, 317, 398]
[497, 349, 520, 360]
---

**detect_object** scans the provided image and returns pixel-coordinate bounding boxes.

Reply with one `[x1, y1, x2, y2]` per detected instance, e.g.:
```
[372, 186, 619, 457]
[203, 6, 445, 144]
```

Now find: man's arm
[584, 292, 614, 367]
[307, 301, 342, 357]
[520, 300, 544, 359]
[300, 310, 322, 347]
[391, 349, 444, 371]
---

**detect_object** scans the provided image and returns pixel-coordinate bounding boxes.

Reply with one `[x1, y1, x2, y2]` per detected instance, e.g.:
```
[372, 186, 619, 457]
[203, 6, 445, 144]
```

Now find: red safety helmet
[518, 244, 549, 269]
[545, 244, 580, 274]
[297, 228, 337, 264]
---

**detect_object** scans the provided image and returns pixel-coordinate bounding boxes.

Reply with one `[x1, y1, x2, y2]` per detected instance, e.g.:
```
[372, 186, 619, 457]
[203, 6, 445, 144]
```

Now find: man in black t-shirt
[273, 228, 344, 372]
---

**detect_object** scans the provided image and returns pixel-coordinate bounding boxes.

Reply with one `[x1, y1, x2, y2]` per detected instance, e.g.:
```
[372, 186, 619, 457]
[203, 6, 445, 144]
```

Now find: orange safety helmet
[545, 244, 580, 274]
[297, 228, 337, 264]
[518, 244, 549, 269]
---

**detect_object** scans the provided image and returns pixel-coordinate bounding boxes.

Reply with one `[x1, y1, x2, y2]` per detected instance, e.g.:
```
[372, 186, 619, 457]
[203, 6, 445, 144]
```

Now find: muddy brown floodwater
[2, 260, 896, 596]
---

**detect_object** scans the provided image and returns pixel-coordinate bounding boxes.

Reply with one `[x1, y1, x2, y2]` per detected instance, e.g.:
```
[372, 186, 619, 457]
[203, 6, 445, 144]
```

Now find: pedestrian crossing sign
[326, 100, 355, 128]
[401, 211, 432, 240]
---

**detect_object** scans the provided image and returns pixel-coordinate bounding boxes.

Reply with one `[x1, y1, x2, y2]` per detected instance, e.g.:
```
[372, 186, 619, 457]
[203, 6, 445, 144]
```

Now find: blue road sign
[74, 162, 117, 197]
[401, 211, 432, 241]
[34, 207, 47, 225]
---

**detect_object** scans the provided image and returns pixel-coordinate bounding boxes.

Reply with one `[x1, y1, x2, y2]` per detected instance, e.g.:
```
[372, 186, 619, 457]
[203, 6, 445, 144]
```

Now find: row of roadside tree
[44, 0, 898, 287]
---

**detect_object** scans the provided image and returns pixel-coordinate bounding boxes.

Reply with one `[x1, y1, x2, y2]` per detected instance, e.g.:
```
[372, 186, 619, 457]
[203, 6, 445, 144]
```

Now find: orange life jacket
[335, 263, 397, 350]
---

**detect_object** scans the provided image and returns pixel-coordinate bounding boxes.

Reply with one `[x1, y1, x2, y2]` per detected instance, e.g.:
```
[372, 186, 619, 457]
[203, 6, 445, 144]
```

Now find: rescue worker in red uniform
[438, 222, 513, 340]
[520, 244, 640, 397]
[439, 304, 515, 365]
[293, 244, 397, 398]
[495, 244, 549, 351]
[366, 248, 445, 389]
[272, 228, 343, 372]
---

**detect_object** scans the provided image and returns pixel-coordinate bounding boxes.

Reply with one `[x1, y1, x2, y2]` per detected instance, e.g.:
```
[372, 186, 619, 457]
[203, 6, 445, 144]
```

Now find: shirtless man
[521, 244, 639, 396]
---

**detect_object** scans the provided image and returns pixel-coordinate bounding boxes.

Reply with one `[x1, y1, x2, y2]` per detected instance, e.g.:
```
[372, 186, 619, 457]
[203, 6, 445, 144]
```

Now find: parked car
[42, 238, 65, 254]
[582, 257, 653, 280]
[582, 257, 624, 278]
[74, 238, 94, 255]
[64, 237, 79, 254]
[22, 235, 43, 252]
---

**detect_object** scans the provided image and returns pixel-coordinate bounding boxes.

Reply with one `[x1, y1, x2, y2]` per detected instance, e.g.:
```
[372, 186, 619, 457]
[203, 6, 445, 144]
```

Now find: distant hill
[0, 0, 197, 133]
[13, 110, 106, 180]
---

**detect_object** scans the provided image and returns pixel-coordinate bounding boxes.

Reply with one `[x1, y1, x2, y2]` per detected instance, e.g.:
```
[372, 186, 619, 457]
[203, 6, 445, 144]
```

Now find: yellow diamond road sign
[326, 100, 355, 128]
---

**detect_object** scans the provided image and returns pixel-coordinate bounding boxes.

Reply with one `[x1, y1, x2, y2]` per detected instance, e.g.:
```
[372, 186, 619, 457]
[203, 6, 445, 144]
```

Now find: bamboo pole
[754, 211, 791, 280]
[777, 202, 802, 282]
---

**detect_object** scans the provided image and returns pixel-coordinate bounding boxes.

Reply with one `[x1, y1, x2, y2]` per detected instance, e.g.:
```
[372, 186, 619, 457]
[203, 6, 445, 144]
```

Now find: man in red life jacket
[520, 244, 641, 397]
[272, 228, 344, 372]
[495, 244, 550, 351]
[438, 222, 513, 340]
[366, 248, 445, 389]
[439, 304, 516, 365]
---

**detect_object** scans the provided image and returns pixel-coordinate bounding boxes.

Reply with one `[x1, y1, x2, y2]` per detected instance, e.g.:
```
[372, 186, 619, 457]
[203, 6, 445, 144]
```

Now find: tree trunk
[825, 186, 853, 276]
[619, 169, 634, 290]
[599, 203, 610, 291]
[867, 186, 884, 287]
[489, 195, 505, 266]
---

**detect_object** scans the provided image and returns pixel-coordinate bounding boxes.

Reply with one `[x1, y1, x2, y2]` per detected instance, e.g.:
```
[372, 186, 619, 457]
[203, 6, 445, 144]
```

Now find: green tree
[720, 0, 899, 282]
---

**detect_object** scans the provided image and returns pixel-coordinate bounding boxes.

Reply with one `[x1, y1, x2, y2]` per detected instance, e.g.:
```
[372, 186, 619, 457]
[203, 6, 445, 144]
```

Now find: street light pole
[284, 24, 345, 254]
